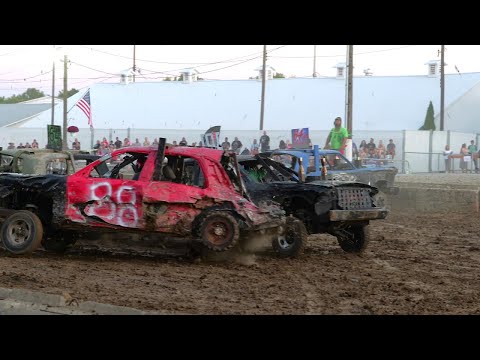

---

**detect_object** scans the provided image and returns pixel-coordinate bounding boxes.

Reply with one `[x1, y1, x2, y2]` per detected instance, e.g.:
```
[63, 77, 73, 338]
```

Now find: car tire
[272, 217, 308, 258]
[1, 210, 43, 255]
[199, 211, 240, 252]
[337, 225, 370, 253]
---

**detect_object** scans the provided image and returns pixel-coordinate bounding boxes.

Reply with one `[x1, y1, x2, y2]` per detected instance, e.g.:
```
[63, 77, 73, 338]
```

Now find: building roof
[0, 103, 52, 127]
[20, 73, 480, 132]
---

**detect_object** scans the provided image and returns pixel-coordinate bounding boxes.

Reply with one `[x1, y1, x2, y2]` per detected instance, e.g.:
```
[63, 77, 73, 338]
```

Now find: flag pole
[66, 88, 90, 114]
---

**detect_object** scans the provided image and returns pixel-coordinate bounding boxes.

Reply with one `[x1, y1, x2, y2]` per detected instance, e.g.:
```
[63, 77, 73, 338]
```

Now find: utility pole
[259, 45, 267, 131]
[51, 45, 55, 125]
[63, 54, 68, 150]
[345, 45, 354, 161]
[133, 45, 136, 83]
[440, 45, 445, 131]
[313, 45, 317, 77]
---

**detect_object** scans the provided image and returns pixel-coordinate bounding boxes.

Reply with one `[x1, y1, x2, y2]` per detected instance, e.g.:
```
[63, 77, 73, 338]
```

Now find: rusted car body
[0, 145, 295, 255]
[0, 149, 77, 175]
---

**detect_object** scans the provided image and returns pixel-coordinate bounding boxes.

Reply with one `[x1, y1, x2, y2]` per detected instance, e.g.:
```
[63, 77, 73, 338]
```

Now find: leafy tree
[58, 88, 79, 98]
[419, 101, 436, 130]
[273, 72, 285, 78]
[0, 88, 45, 104]
[164, 77, 172, 81]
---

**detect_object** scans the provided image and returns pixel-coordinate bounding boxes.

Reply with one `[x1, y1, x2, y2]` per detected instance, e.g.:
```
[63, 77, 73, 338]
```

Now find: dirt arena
[0, 210, 478, 315]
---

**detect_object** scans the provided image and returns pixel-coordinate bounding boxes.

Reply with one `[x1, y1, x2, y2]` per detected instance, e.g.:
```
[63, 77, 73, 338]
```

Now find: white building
[15, 63, 480, 133]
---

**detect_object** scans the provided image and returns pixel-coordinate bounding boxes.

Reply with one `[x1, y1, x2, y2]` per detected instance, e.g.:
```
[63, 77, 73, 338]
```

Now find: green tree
[58, 88, 79, 98]
[0, 88, 45, 104]
[419, 101, 436, 130]
[273, 72, 285, 78]
[164, 77, 172, 81]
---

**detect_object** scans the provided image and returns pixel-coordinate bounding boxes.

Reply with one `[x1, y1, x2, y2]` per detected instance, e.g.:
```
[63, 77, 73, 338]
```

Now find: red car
[0, 144, 305, 257]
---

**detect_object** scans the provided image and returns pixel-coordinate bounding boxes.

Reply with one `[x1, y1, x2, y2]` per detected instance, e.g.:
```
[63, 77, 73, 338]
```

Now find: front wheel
[272, 217, 308, 258]
[336, 225, 370, 253]
[1, 210, 44, 255]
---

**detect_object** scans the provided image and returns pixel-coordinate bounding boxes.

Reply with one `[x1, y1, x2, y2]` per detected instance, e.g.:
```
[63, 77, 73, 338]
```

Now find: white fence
[0, 127, 478, 173]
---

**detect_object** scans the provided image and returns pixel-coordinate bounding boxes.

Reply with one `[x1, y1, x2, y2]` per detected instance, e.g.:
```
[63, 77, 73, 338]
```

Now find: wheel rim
[276, 234, 294, 249]
[205, 220, 231, 246]
[6, 220, 31, 245]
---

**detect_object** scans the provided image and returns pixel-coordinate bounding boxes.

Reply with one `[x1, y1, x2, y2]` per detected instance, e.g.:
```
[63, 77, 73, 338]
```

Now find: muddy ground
[0, 211, 479, 315]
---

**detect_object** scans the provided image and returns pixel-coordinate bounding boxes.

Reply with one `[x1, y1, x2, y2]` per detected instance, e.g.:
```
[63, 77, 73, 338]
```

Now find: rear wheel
[199, 211, 240, 252]
[272, 217, 308, 258]
[1, 210, 43, 255]
[336, 225, 370, 253]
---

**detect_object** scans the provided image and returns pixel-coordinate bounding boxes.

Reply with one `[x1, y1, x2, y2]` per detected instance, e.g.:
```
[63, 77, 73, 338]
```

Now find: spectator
[123, 138, 131, 147]
[72, 138, 81, 150]
[102, 137, 109, 147]
[198, 141, 203, 147]
[109, 140, 114, 147]
[443, 144, 453, 173]
[143, 137, 151, 146]
[468, 140, 478, 172]
[460, 143, 469, 173]
[378, 140, 386, 152]
[153, 138, 159, 146]
[172, 141, 178, 146]
[250, 139, 259, 155]
[221, 137, 230, 151]
[324, 116, 349, 154]
[278, 140, 286, 150]
[286, 139, 293, 149]
[114, 137, 122, 149]
[32, 139, 39, 149]
[231, 137, 243, 154]
[7, 142, 15, 150]
[17, 143, 25, 149]
[259, 131, 270, 153]
[359, 140, 367, 151]
[191, 142, 197, 147]
[352, 141, 359, 159]
[386, 139, 396, 159]
[366, 138, 376, 153]
[25, 142, 32, 149]
[179, 137, 188, 146]
[93, 140, 101, 151]
[241, 147, 251, 155]
[133, 138, 141, 146]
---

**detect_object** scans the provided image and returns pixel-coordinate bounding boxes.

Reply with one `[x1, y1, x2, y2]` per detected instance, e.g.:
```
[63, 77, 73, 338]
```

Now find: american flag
[76, 90, 92, 126]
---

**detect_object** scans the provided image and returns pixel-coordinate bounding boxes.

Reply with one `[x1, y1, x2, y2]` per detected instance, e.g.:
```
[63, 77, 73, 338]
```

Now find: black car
[238, 154, 388, 257]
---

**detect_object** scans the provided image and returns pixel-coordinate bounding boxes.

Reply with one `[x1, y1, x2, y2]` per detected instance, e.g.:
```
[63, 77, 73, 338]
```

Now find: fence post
[428, 130, 433, 173]
[401, 129, 406, 174]
[90, 127, 94, 151]
[109, 129, 113, 142]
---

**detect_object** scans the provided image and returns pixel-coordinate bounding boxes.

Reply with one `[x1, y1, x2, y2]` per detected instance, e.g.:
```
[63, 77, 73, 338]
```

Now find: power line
[270, 45, 418, 58]
[69, 61, 119, 76]
[79, 45, 265, 66]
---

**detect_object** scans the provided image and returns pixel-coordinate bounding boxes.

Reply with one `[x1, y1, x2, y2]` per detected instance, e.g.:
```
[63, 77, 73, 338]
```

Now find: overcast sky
[0, 45, 477, 97]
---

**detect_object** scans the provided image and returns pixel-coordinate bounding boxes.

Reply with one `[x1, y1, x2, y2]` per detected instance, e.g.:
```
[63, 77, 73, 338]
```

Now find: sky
[0, 45, 479, 97]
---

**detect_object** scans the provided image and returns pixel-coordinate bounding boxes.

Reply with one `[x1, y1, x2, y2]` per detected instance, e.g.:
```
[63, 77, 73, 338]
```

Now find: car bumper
[329, 208, 388, 222]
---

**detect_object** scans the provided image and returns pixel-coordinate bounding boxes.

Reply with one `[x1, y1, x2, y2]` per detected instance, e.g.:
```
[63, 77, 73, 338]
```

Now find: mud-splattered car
[238, 154, 388, 254]
[0, 149, 77, 175]
[0, 142, 305, 257]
